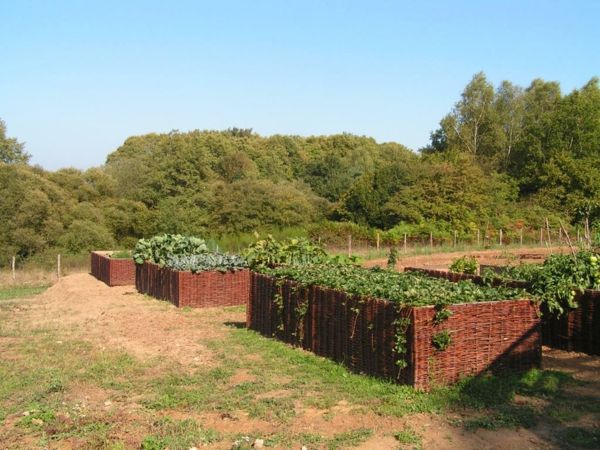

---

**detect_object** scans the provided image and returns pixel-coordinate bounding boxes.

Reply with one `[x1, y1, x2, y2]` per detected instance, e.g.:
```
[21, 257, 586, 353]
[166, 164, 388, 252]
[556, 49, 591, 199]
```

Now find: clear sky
[2, 0, 599, 170]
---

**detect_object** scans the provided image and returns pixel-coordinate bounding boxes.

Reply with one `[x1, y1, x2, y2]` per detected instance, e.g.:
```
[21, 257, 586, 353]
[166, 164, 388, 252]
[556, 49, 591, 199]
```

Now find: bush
[58, 220, 115, 253]
[449, 256, 479, 274]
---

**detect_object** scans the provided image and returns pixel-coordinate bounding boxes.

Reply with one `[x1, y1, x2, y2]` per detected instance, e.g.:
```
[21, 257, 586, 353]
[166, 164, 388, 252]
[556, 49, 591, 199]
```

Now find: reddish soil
[365, 246, 567, 271]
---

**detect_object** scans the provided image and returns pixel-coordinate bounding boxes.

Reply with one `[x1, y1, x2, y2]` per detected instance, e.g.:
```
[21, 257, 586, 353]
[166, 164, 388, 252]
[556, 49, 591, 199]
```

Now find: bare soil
[365, 246, 568, 271]
[1, 269, 598, 449]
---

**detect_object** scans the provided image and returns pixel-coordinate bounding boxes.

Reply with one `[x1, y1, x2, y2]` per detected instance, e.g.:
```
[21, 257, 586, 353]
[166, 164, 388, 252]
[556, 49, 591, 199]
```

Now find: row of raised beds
[414, 252, 600, 356]
[91, 235, 544, 390]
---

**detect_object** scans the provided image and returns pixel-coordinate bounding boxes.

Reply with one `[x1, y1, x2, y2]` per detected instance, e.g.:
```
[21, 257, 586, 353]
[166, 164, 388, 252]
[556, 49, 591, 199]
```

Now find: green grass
[140, 418, 220, 450]
[394, 426, 422, 447]
[555, 427, 600, 449]
[0, 285, 48, 300]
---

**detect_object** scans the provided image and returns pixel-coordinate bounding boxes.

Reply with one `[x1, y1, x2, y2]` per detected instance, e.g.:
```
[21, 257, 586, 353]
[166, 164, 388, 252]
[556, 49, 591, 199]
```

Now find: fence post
[347, 235, 352, 257]
[403, 233, 407, 253]
[499, 229, 503, 246]
[12, 256, 16, 283]
[520, 228, 523, 247]
[545, 218, 552, 246]
[477, 229, 480, 247]
[453, 230, 457, 248]
[57, 254, 61, 279]
[376, 232, 380, 251]
[429, 232, 433, 250]
[540, 228, 543, 246]
[559, 227, 562, 244]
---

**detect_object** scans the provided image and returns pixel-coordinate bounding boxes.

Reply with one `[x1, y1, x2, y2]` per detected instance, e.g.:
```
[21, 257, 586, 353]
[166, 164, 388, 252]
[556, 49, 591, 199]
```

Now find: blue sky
[2, 0, 599, 170]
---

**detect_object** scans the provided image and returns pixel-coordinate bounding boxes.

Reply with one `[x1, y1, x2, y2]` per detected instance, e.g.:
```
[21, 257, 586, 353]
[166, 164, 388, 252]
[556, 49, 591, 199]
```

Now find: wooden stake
[453, 230, 457, 248]
[477, 229, 480, 246]
[376, 232, 380, 251]
[348, 235, 352, 257]
[403, 233, 407, 253]
[57, 254, 61, 279]
[559, 220, 576, 256]
[11, 256, 16, 283]
[545, 218, 552, 246]
[559, 227, 563, 244]
[429, 232, 433, 249]
[519, 228, 523, 246]
[540, 227, 543, 246]
[499, 229, 503, 246]
[585, 217, 591, 247]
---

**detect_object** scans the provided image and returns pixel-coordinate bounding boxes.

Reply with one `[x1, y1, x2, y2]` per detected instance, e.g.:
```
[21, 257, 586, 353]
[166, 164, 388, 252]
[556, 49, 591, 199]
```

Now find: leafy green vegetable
[432, 330, 452, 351]
[494, 251, 600, 315]
[259, 265, 526, 308]
[387, 247, 399, 269]
[133, 234, 208, 265]
[166, 253, 247, 273]
[244, 235, 328, 269]
[449, 255, 479, 274]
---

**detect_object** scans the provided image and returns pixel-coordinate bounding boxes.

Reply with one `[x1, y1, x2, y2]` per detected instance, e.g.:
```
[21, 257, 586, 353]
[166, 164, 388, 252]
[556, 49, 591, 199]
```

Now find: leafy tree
[0, 119, 30, 164]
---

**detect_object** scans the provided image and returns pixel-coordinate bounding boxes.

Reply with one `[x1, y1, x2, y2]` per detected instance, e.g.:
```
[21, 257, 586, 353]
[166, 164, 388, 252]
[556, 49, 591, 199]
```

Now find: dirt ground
[1, 268, 599, 449]
[365, 246, 568, 271]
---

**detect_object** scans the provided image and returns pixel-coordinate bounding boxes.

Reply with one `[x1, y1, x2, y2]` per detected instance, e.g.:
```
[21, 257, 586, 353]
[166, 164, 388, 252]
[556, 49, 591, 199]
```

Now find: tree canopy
[1, 73, 599, 261]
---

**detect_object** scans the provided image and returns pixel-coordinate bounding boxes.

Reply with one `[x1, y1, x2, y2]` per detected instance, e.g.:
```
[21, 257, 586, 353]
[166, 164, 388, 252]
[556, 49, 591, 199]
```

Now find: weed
[140, 417, 220, 450]
[394, 426, 421, 444]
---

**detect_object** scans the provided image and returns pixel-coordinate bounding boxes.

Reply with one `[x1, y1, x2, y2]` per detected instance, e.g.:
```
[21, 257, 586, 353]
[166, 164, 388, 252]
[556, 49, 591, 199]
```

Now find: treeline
[1, 73, 599, 262]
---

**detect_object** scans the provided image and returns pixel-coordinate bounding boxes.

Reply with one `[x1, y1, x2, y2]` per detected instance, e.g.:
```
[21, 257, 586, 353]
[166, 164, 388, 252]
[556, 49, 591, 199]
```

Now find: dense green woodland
[1, 73, 599, 263]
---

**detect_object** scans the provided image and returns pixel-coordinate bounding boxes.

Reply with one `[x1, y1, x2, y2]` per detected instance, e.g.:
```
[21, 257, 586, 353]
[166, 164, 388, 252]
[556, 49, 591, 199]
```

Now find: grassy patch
[222, 328, 452, 417]
[555, 427, 600, 449]
[394, 426, 421, 445]
[140, 417, 220, 450]
[0, 285, 48, 300]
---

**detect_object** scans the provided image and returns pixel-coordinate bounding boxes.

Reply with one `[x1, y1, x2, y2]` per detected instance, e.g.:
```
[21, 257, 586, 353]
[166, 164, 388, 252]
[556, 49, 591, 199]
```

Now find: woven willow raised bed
[135, 261, 250, 308]
[247, 272, 541, 390]
[90, 251, 136, 286]
[406, 266, 600, 356]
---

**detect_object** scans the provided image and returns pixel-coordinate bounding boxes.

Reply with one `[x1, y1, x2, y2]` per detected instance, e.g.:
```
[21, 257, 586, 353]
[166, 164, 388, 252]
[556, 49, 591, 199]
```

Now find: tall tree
[440, 72, 496, 156]
[0, 119, 30, 164]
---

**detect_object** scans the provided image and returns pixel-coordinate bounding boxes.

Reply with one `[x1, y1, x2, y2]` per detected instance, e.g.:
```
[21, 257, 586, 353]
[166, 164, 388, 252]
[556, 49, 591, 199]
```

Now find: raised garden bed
[90, 251, 135, 286]
[247, 271, 540, 390]
[405, 266, 600, 356]
[135, 261, 250, 308]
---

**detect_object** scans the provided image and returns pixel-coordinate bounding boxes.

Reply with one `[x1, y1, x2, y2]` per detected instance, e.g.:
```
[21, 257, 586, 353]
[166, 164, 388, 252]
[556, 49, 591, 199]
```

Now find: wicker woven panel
[91, 252, 135, 286]
[135, 262, 249, 308]
[247, 274, 403, 381]
[409, 267, 599, 357]
[542, 290, 600, 355]
[411, 300, 541, 390]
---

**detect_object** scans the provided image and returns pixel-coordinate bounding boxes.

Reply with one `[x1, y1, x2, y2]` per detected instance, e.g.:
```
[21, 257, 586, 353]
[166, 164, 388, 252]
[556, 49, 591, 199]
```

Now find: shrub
[449, 255, 479, 274]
